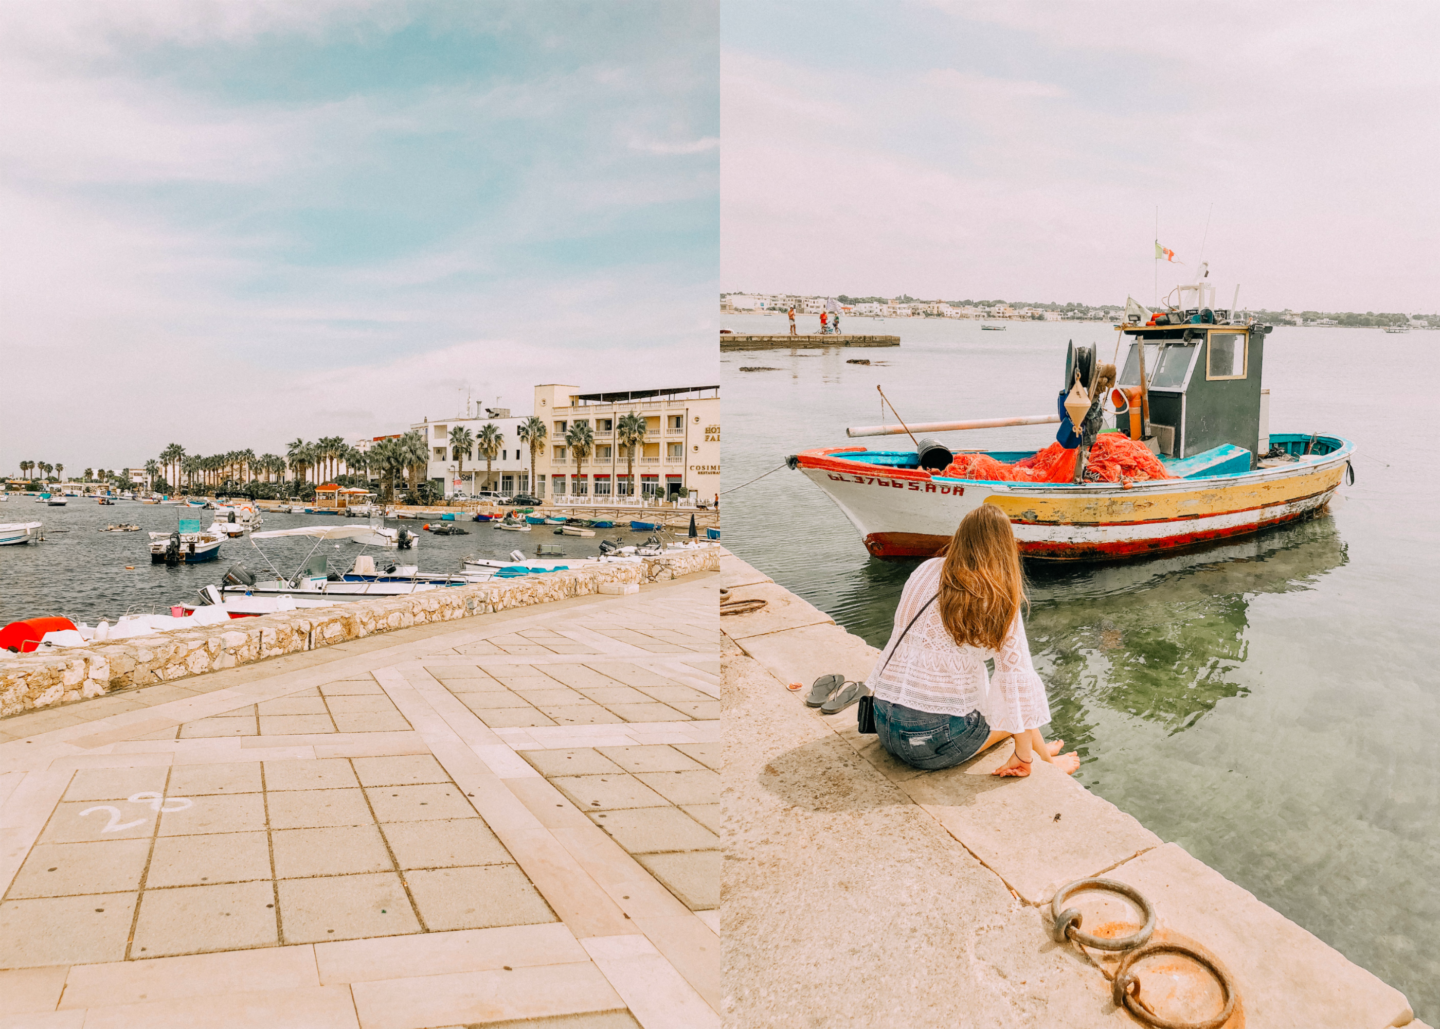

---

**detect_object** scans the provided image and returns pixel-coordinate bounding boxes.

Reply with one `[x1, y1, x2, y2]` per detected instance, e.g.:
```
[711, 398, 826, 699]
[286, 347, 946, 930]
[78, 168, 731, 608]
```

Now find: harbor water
[722, 312, 1440, 1021]
[0, 505, 669, 628]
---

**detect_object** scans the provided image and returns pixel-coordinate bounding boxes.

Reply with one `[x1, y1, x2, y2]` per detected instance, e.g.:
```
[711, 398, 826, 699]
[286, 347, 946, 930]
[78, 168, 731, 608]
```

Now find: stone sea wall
[0, 550, 718, 718]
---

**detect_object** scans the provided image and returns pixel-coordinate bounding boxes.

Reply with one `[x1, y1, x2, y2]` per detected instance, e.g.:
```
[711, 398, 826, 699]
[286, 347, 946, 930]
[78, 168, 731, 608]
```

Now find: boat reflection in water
[824, 512, 1347, 747]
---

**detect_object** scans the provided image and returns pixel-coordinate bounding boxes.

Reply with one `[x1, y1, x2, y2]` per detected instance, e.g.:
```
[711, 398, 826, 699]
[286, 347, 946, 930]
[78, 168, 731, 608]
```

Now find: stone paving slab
[0, 572, 720, 1028]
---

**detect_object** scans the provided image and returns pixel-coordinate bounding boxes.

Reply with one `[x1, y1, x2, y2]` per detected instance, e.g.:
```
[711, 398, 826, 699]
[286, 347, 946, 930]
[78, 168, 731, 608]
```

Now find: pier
[719, 552, 1420, 1028]
[0, 567, 720, 1027]
[720, 333, 899, 350]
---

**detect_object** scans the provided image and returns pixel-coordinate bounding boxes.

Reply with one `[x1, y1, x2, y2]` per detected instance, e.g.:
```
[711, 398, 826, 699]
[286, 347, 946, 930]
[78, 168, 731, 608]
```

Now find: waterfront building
[407, 409, 532, 498]
[532, 384, 720, 503]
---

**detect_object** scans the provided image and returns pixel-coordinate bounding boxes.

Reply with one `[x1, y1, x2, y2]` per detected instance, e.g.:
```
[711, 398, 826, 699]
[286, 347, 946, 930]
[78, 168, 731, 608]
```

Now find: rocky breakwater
[0, 549, 719, 718]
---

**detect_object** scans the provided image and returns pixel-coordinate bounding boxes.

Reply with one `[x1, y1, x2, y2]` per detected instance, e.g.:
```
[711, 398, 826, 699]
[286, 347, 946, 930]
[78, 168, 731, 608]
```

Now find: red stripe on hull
[863, 503, 1327, 562]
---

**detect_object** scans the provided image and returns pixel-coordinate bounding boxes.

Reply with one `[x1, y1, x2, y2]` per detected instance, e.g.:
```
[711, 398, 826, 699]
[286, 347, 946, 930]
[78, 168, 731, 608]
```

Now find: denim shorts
[874, 699, 991, 771]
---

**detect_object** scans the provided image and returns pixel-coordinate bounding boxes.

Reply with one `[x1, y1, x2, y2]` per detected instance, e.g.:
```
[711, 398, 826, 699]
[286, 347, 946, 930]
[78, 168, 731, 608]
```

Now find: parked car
[509, 493, 541, 506]
[472, 491, 513, 504]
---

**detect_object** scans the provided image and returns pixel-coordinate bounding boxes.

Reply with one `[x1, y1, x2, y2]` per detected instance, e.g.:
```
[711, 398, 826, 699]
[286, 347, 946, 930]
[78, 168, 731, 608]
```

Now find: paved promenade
[0, 572, 719, 1029]
[719, 553, 1421, 1029]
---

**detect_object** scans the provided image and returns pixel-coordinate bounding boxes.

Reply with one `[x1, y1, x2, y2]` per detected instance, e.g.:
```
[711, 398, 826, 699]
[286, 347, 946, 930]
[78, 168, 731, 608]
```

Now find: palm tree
[369, 438, 404, 505]
[516, 415, 547, 499]
[565, 422, 595, 500]
[475, 424, 502, 494]
[20, 460, 31, 480]
[286, 439, 306, 484]
[403, 431, 430, 498]
[54, 463, 64, 483]
[616, 412, 647, 500]
[449, 425, 474, 495]
[144, 459, 159, 492]
[42, 462, 54, 482]
[84, 467, 93, 482]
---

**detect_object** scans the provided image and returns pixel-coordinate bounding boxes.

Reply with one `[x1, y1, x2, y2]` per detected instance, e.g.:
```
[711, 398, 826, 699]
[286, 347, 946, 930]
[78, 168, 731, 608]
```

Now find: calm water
[0, 503, 660, 627]
[722, 312, 1440, 1021]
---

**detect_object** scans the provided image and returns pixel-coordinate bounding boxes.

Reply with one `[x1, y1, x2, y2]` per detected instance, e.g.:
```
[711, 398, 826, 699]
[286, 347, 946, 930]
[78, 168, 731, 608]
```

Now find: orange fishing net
[940, 434, 1176, 484]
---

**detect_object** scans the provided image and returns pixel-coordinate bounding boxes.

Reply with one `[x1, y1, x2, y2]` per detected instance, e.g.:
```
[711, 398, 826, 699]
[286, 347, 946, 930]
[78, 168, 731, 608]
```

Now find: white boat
[347, 518, 419, 550]
[980, 322, 1007, 331]
[0, 521, 44, 546]
[560, 525, 595, 537]
[493, 518, 531, 532]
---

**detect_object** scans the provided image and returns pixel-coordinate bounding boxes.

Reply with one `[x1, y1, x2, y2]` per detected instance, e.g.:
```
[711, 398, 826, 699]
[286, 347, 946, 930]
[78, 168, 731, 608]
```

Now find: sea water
[722, 312, 1440, 1021]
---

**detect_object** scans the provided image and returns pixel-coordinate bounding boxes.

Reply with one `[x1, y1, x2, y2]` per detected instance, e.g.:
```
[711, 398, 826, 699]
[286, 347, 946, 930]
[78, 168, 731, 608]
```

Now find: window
[555, 420, 567, 434]
[553, 477, 566, 495]
[668, 415, 684, 432]
[598, 418, 613, 432]
[598, 445, 612, 461]
[433, 447, 445, 460]
[594, 479, 612, 496]
[1119, 343, 1161, 387]
[501, 474, 514, 492]
[573, 478, 588, 496]
[555, 446, 568, 461]
[667, 443, 683, 461]
[1150, 344, 1197, 388]
[1207, 333, 1247, 379]
[434, 425, 446, 439]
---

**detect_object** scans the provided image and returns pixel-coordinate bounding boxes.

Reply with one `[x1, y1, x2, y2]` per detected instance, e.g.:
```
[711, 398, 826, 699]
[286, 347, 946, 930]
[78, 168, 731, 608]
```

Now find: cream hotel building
[408, 384, 720, 502]
[535, 383, 720, 502]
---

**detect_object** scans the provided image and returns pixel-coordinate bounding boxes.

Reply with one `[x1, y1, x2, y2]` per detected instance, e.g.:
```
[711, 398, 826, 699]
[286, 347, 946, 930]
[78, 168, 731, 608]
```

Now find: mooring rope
[720, 462, 787, 496]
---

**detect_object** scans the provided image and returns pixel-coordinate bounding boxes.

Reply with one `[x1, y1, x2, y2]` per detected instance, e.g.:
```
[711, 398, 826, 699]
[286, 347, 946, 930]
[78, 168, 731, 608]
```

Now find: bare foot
[1045, 740, 1065, 757]
[1052, 751, 1081, 775]
[991, 752, 1032, 777]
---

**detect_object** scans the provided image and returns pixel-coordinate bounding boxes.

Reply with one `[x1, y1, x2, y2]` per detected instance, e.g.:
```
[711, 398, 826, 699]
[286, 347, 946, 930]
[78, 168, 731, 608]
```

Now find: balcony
[639, 457, 660, 464]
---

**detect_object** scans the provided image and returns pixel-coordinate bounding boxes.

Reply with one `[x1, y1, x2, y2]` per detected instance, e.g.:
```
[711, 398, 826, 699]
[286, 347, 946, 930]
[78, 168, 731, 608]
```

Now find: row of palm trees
[19, 409, 659, 501]
[16, 460, 63, 482]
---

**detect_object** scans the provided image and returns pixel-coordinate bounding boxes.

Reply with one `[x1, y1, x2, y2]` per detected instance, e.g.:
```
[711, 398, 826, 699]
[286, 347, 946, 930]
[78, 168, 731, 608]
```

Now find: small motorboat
[560, 525, 595, 538]
[589, 520, 615, 529]
[535, 543, 565, 557]
[0, 521, 44, 546]
[148, 527, 225, 564]
[97, 497, 115, 506]
[706, 527, 721, 540]
[543, 516, 566, 525]
[46, 496, 67, 506]
[100, 524, 142, 533]
[525, 515, 547, 525]
[494, 516, 531, 532]
[429, 523, 469, 536]
[630, 520, 660, 531]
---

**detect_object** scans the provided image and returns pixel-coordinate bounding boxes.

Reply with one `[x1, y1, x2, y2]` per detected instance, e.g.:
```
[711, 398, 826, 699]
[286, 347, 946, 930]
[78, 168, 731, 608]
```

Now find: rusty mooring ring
[1050, 877, 1156, 952]
[1111, 941, 1237, 1029]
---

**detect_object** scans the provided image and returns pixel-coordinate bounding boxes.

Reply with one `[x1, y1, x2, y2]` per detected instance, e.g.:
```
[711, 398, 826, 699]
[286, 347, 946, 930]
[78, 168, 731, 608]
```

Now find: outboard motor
[228, 511, 236, 523]
[164, 531, 181, 566]
[915, 438, 953, 471]
[510, 549, 526, 562]
[223, 564, 256, 587]
[599, 539, 620, 556]
[397, 527, 414, 550]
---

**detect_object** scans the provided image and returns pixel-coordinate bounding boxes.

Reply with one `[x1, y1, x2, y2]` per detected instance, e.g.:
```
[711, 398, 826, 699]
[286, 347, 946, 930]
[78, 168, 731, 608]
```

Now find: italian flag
[1155, 242, 1178, 263]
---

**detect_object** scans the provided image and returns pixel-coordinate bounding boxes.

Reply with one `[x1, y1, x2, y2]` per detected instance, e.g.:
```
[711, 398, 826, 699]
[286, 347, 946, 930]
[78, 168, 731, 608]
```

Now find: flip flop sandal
[804, 673, 844, 708]
[821, 680, 865, 715]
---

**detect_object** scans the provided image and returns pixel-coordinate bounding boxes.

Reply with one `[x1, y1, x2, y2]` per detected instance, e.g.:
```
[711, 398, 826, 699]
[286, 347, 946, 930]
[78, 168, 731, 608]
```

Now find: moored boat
[0, 521, 44, 546]
[148, 527, 225, 563]
[789, 290, 1352, 562]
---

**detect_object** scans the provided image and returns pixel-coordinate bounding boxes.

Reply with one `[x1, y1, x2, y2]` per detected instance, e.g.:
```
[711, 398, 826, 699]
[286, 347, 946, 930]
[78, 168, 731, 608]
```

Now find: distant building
[409, 409, 530, 497]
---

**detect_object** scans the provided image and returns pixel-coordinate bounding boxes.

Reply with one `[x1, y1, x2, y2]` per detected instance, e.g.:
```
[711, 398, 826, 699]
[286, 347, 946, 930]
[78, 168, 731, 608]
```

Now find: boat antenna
[1198, 202, 1213, 266]
[876, 386, 920, 448]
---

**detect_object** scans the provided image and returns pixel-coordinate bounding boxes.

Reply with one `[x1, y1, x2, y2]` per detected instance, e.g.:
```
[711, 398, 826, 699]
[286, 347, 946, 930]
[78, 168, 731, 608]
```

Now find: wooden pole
[847, 414, 1059, 438]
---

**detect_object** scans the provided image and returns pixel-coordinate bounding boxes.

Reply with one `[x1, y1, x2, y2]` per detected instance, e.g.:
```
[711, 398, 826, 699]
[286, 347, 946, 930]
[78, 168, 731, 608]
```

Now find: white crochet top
[867, 558, 1052, 733]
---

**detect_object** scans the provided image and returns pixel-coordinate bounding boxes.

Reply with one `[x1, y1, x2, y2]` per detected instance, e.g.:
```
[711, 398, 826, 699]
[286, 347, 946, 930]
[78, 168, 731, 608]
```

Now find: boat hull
[791, 435, 1354, 562]
[149, 538, 223, 563]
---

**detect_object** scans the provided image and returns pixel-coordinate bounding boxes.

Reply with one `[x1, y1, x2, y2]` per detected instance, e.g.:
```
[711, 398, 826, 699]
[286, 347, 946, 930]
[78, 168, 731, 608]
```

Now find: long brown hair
[936, 504, 1026, 651]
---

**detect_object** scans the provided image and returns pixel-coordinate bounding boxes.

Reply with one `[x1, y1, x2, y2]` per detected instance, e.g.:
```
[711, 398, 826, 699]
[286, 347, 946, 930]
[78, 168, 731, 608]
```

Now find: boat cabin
[1116, 319, 1273, 462]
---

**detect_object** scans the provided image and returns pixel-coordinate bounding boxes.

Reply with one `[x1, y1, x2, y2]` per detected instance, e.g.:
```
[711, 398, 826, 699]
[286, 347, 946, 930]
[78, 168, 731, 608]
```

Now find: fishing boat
[0, 521, 44, 546]
[543, 516, 566, 525]
[494, 515, 531, 532]
[981, 322, 1007, 331]
[560, 524, 595, 538]
[630, 520, 660, 531]
[186, 498, 210, 509]
[524, 515, 547, 525]
[347, 518, 418, 550]
[789, 285, 1353, 562]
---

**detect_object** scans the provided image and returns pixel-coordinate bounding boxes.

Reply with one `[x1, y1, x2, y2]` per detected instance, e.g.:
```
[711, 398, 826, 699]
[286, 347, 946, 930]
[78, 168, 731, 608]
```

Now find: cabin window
[1207, 333, 1248, 379]
[1150, 343, 1197, 389]
[1118, 343, 1161, 387]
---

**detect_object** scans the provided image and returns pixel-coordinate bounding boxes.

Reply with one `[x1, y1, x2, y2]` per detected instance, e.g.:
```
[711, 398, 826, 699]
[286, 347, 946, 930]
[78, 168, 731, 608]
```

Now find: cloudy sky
[722, 1, 1438, 314]
[1, 1, 717, 473]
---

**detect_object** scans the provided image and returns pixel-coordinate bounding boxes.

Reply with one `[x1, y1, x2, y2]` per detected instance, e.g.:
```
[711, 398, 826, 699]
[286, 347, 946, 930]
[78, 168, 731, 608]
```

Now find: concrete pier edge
[719, 551, 1420, 1028]
[720, 333, 900, 350]
[1, 549, 720, 720]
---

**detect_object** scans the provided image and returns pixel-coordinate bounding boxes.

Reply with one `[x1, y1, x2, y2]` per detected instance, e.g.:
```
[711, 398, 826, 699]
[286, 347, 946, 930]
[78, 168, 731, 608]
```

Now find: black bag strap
[874, 593, 939, 684]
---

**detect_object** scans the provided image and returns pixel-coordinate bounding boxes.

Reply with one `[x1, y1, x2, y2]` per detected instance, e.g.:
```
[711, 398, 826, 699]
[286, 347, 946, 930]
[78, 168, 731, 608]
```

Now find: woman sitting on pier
[868, 504, 1080, 777]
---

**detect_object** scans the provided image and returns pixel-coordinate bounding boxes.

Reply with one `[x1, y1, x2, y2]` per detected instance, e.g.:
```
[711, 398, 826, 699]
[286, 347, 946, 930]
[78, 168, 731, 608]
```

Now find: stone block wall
[0, 550, 719, 718]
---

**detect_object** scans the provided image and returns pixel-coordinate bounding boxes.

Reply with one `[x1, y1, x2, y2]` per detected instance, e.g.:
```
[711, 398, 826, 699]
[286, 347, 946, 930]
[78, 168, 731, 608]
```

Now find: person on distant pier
[833, 308, 842, 334]
[866, 505, 1080, 777]
[788, 307, 797, 335]
[820, 310, 829, 333]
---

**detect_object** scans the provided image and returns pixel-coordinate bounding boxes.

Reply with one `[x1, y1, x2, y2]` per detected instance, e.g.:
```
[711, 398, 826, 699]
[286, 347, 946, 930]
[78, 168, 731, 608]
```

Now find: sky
[721, 1, 1439, 315]
[0, 1, 717, 474]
